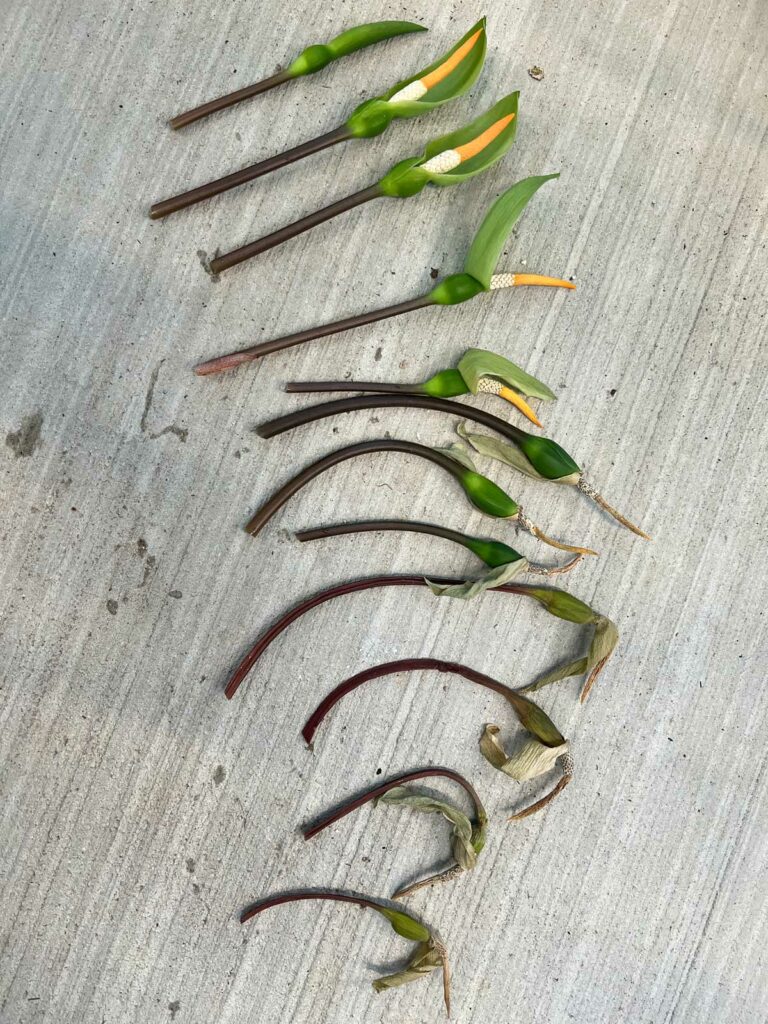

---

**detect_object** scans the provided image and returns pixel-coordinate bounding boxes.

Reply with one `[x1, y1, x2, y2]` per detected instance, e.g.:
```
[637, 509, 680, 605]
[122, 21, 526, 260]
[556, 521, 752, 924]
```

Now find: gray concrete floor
[1, 1, 767, 1022]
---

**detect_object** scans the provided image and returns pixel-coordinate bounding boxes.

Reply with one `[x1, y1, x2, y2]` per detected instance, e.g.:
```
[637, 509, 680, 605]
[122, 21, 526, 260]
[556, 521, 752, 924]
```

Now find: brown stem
[149, 125, 351, 219]
[209, 184, 384, 273]
[393, 864, 464, 900]
[295, 519, 494, 558]
[302, 658, 519, 745]
[244, 440, 472, 538]
[223, 577, 534, 700]
[241, 889, 398, 925]
[255, 393, 529, 445]
[286, 380, 421, 395]
[195, 294, 434, 374]
[303, 767, 485, 840]
[168, 70, 292, 130]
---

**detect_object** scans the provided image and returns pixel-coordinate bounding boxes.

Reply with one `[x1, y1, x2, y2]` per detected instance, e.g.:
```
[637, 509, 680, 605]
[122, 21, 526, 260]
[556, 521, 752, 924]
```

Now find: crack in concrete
[140, 362, 188, 443]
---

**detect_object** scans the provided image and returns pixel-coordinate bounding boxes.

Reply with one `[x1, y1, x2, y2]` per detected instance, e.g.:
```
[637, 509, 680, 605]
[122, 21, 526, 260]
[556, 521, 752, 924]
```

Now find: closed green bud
[346, 97, 396, 138]
[420, 368, 469, 397]
[429, 272, 486, 305]
[460, 470, 519, 518]
[461, 536, 524, 568]
[517, 434, 581, 480]
[524, 587, 597, 624]
[378, 157, 431, 198]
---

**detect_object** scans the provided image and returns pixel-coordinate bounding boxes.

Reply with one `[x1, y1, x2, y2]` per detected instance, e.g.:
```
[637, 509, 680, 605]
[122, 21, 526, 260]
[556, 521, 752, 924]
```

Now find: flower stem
[241, 889, 384, 924]
[255, 393, 529, 445]
[303, 767, 485, 840]
[286, 379, 422, 395]
[195, 294, 434, 375]
[223, 576, 534, 700]
[295, 519, 496, 560]
[302, 658, 522, 745]
[168, 70, 292, 130]
[508, 751, 574, 820]
[244, 440, 477, 538]
[149, 125, 351, 219]
[209, 184, 385, 273]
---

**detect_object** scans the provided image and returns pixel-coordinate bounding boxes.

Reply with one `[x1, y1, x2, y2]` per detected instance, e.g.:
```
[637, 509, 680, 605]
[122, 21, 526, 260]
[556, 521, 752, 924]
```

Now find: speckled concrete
[1, 2, 767, 1022]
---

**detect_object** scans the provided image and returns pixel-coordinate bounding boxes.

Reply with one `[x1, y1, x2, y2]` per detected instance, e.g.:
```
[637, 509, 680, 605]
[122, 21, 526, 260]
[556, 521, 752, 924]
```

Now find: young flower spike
[286, 346, 556, 428]
[209, 92, 519, 273]
[240, 890, 450, 1013]
[167, 21, 426, 129]
[302, 659, 572, 820]
[255, 394, 649, 539]
[194, 175, 572, 373]
[243, 439, 593, 557]
[223, 578, 617, 702]
[296, 518, 582, 599]
[304, 768, 487, 898]
[150, 19, 486, 219]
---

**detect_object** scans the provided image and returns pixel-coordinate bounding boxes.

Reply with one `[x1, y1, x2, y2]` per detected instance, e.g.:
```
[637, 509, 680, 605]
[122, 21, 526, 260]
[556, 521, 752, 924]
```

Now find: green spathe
[346, 18, 487, 138]
[378, 91, 519, 197]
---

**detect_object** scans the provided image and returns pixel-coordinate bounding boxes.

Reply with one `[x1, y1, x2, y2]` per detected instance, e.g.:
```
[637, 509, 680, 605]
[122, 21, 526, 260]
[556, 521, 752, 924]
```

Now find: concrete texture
[1, 1, 767, 1021]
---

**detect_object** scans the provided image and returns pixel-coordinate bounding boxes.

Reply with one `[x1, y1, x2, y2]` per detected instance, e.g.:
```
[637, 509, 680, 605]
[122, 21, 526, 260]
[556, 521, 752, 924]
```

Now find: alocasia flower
[244, 438, 594, 557]
[167, 20, 427, 130]
[222, 579, 617, 702]
[304, 767, 487, 898]
[253, 394, 649, 539]
[195, 175, 573, 373]
[240, 889, 450, 1013]
[302, 658, 573, 819]
[286, 347, 556, 427]
[151, 19, 487, 218]
[209, 91, 519, 272]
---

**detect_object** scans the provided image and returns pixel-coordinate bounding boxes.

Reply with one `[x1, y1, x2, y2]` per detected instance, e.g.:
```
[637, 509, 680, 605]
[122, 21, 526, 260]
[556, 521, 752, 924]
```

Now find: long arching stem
[223, 576, 536, 700]
[195, 294, 434, 374]
[210, 184, 384, 273]
[169, 70, 292, 130]
[149, 125, 351, 219]
[244, 440, 474, 537]
[255, 393, 529, 445]
[302, 657, 519, 745]
[241, 889, 383, 924]
[303, 767, 485, 839]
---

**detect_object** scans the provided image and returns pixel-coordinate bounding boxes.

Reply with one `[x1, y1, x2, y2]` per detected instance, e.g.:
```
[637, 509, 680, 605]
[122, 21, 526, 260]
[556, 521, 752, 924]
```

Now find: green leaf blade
[420, 92, 519, 185]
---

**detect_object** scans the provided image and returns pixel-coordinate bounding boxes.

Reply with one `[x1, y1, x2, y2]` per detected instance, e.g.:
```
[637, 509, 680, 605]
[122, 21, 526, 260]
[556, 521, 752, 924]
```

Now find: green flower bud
[517, 434, 581, 480]
[428, 272, 486, 305]
[459, 469, 520, 518]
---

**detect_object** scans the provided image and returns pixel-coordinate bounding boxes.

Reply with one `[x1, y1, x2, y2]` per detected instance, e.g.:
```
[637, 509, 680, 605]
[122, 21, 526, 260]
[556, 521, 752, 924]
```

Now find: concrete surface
[1, 1, 767, 1022]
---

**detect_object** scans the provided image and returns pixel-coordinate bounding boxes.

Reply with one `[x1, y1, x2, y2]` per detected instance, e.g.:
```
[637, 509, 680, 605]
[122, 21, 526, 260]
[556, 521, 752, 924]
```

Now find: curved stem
[303, 767, 485, 840]
[255, 393, 529, 446]
[210, 184, 384, 273]
[195, 294, 433, 374]
[302, 657, 519, 745]
[577, 477, 651, 540]
[149, 125, 351, 219]
[295, 519, 489, 559]
[244, 440, 471, 537]
[241, 889, 397, 925]
[223, 577, 535, 700]
[169, 70, 292, 130]
[286, 380, 422, 395]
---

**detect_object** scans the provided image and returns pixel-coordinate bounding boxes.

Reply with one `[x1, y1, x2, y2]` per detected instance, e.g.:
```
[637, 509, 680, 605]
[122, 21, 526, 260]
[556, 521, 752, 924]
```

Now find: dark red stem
[295, 519, 474, 550]
[241, 890, 391, 924]
[194, 294, 434, 375]
[168, 70, 292, 130]
[255, 393, 529, 445]
[303, 658, 516, 746]
[303, 767, 484, 840]
[223, 580, 532, 700]
[244, 440, 470, 537]
[209, 184, 384, 273]
[149, 125, 351, 219]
